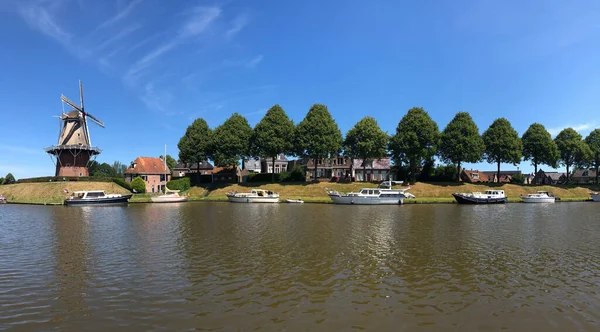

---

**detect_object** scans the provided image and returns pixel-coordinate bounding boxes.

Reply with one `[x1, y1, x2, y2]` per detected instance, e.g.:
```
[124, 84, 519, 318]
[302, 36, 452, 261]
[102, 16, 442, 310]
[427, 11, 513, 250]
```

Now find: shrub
[285, 166, 306, 182]
[510, 173, 525, 184]
[0, 177, 4, 185]
[247, 173, 280, 182]
[330, 176, 339, 182]
[4, 173, 16, 184]
[112, 178, 132, 191]
[130, 176, 146, 193]
[167, 177, 191, 191]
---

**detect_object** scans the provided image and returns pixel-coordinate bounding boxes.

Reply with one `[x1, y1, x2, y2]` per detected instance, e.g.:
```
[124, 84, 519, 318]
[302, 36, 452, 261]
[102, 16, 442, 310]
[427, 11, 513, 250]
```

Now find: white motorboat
[326, 180, 410, 205]
[520, 191, 556, 203]
[227, 189, 280, 203]
[151, 189, 188, 203]
[452, 190, 507, 204]
[285, 198, 304, 204]
[591, 192, 600, 202]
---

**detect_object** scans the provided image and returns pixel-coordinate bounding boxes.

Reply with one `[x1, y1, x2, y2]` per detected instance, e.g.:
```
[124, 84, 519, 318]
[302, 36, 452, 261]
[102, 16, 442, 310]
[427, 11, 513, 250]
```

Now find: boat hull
[520, 196, 555, 203]
[591, 193, 600, 202]
[64, 195, 132, 206]
[151, 196, 188, 203]
[285, 199, 304, 204]
[329, 195, 404, 205]
[452, 193, 507, 204]
[227, 196, 279, 203]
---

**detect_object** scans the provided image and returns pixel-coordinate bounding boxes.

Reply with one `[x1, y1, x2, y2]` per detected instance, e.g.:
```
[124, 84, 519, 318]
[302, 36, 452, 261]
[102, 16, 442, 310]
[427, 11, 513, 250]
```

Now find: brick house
[297, 157, 391, 182]
[460, 169, 521, 183]
[212, 166, 247, 183]
[125, 157, 171, 193]
[571, 168, 597, 184]
[533, 169, 567, 185]
[353, 158, 392, 182]
[261, 154, 289, 174]
[172, 161, 214, 178]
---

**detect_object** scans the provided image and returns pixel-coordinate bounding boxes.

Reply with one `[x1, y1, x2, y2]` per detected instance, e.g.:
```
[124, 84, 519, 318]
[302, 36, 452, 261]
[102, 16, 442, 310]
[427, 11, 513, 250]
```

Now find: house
[460, 169, 521, 183]
[304, 156, 353, 180]
[572, 168, 597, 184]
[125, 157, 170, 193]
[533, 169, 567, 185]
[353, 158, 392, 182]
[243, 159, 262, 173]
[172, 161, 214, 178]
[212, 166, 246, 183]
[523, 173, 534, 184]
[261, 154, 289, 174]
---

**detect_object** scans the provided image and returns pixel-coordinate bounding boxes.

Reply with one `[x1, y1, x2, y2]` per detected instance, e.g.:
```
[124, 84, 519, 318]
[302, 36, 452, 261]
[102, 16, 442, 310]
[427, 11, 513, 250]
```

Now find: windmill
[45, 81, 105, 177]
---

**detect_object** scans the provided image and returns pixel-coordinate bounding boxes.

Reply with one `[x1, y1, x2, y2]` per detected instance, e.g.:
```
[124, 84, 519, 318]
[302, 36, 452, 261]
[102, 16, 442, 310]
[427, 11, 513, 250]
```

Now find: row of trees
[177, 104, 600, 184]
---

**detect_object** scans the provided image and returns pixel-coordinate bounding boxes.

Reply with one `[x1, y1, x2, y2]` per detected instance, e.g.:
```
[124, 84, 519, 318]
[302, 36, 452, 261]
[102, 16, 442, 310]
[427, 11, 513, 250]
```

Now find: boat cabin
[71, 190, 106, 199]
[359, 189, 381, 195]
[251, 189, 275, 196]
[483, 190, 504, 196]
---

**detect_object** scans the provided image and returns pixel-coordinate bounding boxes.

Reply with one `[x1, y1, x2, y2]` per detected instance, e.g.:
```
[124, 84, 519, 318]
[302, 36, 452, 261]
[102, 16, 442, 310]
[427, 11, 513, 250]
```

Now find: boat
[150, 144, 188, 203]
[520, 191, 556, 203]
[64, 190, 132, 206]
[151, 188, 188, 203]
[591, 192, 600, 202]
[226, 189, 280, 203]
[326, 180, 410, 205]
[452, 190, 507, 204]
[0, 195, 6, 204]
[285, 198, 304, 204]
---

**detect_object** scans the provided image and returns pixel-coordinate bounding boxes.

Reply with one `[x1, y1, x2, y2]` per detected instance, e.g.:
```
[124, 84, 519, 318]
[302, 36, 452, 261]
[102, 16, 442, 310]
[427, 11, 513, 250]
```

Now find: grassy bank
[1, 181, 598, 205]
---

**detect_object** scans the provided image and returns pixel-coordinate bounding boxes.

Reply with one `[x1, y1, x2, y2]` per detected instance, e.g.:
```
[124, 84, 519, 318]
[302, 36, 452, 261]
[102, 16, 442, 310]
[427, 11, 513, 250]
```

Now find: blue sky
[1, 0, 599, 179]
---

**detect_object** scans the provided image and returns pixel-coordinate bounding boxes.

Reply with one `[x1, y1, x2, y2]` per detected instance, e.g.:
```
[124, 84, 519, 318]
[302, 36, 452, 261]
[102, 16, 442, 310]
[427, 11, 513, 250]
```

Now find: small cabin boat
[285, 198, 304, 204]
[226, 189, 280, 203]
[151, 188, 188, 203]
[64, 190, 131, 206]
[520, 191, 556, 203]
[327, 181, 410, 205]
[452, 190, 507, 204]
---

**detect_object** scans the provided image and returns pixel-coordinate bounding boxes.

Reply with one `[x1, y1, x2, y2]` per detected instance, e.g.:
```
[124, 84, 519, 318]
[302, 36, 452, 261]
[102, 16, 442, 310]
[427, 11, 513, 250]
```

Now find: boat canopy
[72, 190, 105, 194]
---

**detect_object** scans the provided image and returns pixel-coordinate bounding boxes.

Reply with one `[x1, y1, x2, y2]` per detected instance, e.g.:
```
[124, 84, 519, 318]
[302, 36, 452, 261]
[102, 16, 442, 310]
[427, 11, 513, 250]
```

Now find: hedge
[112, 178, 132, 191]
[167, 177, 191, 191]
[248, 173, 280, 182]
[17, 176, 115, 183]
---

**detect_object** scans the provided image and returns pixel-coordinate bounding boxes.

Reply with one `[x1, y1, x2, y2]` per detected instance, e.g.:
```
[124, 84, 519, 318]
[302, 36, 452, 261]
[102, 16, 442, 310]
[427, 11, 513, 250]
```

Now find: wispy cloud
[246, 55, 263, 68]
[93, 0, 144, 32]
[547, 122, 597, 136]
[17, 3, 70, 45]
[226, 13, 250, 39]
[97, 23, 142, 50]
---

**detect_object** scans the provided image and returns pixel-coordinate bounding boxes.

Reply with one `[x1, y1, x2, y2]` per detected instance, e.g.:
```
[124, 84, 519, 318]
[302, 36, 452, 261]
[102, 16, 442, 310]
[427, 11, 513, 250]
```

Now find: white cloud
[246, 55, 263, 68]
[18, 4, 71, 45]
[180, 6, 221, 38]
[226, 13, 250, 39]
[93, 0, 144, 32]
[547, 122, 597, 136]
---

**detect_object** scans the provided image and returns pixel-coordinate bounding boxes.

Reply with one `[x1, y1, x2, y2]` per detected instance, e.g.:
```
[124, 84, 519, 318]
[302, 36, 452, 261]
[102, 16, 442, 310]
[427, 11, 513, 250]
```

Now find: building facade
[172, 161, 214, 178]
[533, 169, 567, 185]
[125, 157, 171, 193]
[261, 154, 289, 174]
[243, 159, 262, 173]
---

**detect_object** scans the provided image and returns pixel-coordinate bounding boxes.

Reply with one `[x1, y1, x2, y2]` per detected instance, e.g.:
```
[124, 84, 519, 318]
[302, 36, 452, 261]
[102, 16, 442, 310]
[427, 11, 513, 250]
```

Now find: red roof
[125, 157, 170, 174]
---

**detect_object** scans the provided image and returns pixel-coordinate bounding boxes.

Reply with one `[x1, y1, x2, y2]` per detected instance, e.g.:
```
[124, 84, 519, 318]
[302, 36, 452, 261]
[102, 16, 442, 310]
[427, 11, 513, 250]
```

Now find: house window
[275, 165, 280, 173]
[66, 163, 70, 167]
[141, 175, 147, 181]
[471, 173, 479, 179]
[160, 174, 166, 182]
[583, 171, 589, 177]
[338, 157, 344, 165]
[79, 173, 82, 176]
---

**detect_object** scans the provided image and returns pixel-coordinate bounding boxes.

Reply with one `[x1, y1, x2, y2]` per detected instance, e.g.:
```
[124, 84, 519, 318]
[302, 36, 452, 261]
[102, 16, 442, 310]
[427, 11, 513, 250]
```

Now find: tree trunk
[534, 161, 538, 175]
[314, 156, 318, 182]
[566, 162, 570, 183]
[497, 160, 501, 184]
[456, 161, 461, 182]
[197, 162, 201, 186]
[409, 158, 416, 184]
[595, 156, 599, 185]
[272, 155, 276, 183]
[363, 160, 367, 182]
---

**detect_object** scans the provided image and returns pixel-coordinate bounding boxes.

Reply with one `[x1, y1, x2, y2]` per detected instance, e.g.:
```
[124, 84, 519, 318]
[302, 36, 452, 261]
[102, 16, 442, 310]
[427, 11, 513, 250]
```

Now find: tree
[388, 107, 439, 182]
[438, 112, 485, 181]
[0, 177, 4, 185]
[159, 155, 177, 173]
[212, 113, 253, 167]
[130, 176, 146, 193]
[91, 162, 116, 177]
[510, 173, 525, 184]
[585, 129, 600, 184]
[521, 123, 559, 174]
[111, 161, 127, 177]
[178, 118, 213, 180]
[344, 117, 389, 181]
[295, 104, 343, 180]
[482, 118, 523, 183]
[554, 128, 591, 182]
[4, 173, 16, 184]
[251, 105, 295, 182]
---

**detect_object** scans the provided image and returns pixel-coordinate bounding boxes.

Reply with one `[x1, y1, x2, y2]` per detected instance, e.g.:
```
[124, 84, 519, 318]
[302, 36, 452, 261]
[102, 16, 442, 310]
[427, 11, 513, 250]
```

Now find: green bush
[285, 166, 306, 182]
[510, 173, 525, 184]
[167, 177, 191, 191]
[17, 176, 114, 183]
[4, 173, 16, 184]
[131, 176, 146, 193]
[112, 178, 132, 191]
[247, 173, 280, 182]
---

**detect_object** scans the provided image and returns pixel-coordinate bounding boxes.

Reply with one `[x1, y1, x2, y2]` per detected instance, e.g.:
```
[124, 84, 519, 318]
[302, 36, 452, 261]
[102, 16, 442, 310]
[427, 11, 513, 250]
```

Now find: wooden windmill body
[45, 81, 105, 177]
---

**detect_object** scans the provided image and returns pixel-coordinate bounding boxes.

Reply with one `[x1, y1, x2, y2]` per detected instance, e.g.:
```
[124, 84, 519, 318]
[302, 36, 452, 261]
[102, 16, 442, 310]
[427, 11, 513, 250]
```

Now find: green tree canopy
[212, 113, 253, 167]
[4, 173, 16, 184]
[344, 116, 389, 180]
[554, 128, 591, 182]
[111, 161, 127, 177]
[438, 112, 485, 181]
[584, 128, 600, 184]
[482, 118, 523, 183]
[388, 107, 439, 182]
[251, 105, 295, 182]
[130, 176, 146, 193]
[159, 155, 177, 173]
[91, 162, 116, 177]
[178, 118, 213, 175]
[295, 104, 342, 180]
[521, 123, 559, 174]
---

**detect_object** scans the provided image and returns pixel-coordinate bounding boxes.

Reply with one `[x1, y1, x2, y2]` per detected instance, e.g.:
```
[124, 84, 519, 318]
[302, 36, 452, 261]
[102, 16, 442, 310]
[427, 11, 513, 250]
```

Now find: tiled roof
[353, 158, 391, 169]
[572, 169, 597, 177]
[125, 157, 170, 174]
[263, 154, 289, 162]
[213, 166, 238, 174]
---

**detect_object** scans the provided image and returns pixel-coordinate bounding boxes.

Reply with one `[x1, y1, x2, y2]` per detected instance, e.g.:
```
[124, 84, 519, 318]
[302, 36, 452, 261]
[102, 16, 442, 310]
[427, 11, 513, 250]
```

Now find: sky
[0, 0, 599, 179]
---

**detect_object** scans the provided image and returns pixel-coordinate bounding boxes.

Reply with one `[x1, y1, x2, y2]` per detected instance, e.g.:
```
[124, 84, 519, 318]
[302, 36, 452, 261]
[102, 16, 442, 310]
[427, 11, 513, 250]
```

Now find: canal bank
[1, 181, 597, 205]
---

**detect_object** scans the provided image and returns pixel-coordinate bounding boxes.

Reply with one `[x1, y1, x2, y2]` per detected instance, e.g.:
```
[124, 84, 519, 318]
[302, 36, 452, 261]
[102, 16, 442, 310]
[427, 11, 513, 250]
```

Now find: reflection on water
[1, 202, 600, 330]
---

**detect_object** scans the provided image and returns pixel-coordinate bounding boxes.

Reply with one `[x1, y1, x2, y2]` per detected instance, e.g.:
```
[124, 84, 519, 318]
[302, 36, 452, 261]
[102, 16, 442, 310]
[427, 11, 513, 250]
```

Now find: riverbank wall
[1, 181, 597, 205]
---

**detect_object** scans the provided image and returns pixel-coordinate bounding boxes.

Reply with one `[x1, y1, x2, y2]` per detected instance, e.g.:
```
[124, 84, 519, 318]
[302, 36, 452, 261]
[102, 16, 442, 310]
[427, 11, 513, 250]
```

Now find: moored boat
[151, 189, 188, 203]
[226, 189, 280, 203]
[326, 180, 410, 205]
[285, 198, 304, 204]
[452, 190, 507, 204]
[591, 192, 600, 202]
[520, 191, 556, 203]
[64, 190, 131, 206]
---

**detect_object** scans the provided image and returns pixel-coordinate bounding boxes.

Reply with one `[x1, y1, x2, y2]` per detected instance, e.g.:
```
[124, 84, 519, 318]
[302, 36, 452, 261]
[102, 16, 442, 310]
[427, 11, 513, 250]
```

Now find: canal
[1, 202, 599, 330]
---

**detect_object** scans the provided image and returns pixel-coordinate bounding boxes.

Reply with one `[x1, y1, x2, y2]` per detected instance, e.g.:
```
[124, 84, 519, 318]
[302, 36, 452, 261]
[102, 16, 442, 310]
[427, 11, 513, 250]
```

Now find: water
[1, 202, 599, 330]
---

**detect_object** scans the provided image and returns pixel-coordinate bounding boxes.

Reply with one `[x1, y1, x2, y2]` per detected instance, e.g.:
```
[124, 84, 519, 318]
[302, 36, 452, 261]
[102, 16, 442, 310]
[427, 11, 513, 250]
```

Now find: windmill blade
[61, 95, 82, 112]
[79, 81, 85, 111]
[85, 112, 105, 128]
